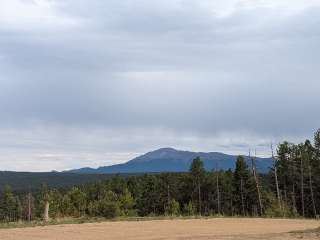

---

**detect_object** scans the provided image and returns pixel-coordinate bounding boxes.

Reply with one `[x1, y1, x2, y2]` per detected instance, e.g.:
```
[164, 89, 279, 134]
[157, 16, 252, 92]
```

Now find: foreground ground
[0, 218, 318, 240]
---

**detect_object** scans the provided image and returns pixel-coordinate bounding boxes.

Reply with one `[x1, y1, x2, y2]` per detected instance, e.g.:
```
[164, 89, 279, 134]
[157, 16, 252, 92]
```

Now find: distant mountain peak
[131, 147, 179, 163]
[147, 147, 179, 155]
[67, 147, 273, 174]
[155, 147, 178, 151]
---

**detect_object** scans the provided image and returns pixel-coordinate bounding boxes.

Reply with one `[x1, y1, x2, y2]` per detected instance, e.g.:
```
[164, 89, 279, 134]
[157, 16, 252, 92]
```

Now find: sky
[0, 0, 320, 171]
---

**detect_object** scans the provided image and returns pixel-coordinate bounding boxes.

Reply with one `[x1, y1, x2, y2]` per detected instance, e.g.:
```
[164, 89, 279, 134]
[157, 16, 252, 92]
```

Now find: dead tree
[42, 189, 50, 222]
[240, 178, 245, 216]
[300, 150, 305, 218]
[308, 165, 317, 218]
[250, 150, 263, 216]
[198, 181, 201, 215]
[289, 151, 298, 214]
[230, 191, 233, 216]
[28, 191, 32, 222]
[44, 200, 50, 222]
[167, 184, 170, 206]
[271, 144, 282, 213]
[216, 165, 221, 215]
[292, 184, 298, 215]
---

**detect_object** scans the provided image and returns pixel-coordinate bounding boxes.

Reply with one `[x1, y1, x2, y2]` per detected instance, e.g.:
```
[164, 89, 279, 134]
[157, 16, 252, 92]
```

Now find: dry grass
[0, 218, 318, 240]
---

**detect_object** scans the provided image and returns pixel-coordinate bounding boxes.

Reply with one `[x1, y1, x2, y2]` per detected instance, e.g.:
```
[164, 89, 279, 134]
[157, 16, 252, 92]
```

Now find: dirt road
[0, 218, 318, 240]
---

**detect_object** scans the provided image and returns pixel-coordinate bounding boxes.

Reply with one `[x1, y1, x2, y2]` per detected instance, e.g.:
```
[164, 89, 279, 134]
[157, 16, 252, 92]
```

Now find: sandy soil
[0, 218, 319, 240]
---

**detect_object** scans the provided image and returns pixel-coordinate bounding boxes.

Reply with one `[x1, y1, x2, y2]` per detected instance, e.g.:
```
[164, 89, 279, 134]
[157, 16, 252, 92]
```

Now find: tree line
[0, 129, 319, 222]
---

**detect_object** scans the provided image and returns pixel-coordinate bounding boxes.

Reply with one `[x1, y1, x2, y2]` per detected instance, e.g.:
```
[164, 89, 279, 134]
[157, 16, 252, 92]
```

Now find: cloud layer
[1, 0, 319, 171]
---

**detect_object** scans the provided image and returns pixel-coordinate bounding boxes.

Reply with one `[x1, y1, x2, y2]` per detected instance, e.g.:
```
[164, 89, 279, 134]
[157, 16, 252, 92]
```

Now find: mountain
[68, 148, 273, 174]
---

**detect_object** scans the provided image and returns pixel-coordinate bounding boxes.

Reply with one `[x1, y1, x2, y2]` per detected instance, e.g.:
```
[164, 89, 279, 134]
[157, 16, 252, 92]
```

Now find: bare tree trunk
[230, 194, 233, 216]
[284, 184, 288, 205]
[292, 184, 297, 214]
[283, 179, 288, 211]
[28, 192, 32, 222]
[308, 165, 317, 218]
[240, 178, 245, 216]
[216, 171, 221, 215]
[300, 154, 305, 218]
[289, 152, 297, 215]
[198, 180, 201, 216]
[271, 144, 282, 212]
[251, 151, 263, 216]
[167, 184, 170, 206]
[44, 201, 50, 222]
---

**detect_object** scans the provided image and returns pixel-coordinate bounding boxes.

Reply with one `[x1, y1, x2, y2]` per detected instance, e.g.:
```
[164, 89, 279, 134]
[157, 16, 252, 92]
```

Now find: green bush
[264, 200, 297, 218]
[87, 200, 120, 219]
[183, 201, 196, 216]
[165, 199, 180, 216]
[119, 189, 135, 216]
[100, 201, 120, 219]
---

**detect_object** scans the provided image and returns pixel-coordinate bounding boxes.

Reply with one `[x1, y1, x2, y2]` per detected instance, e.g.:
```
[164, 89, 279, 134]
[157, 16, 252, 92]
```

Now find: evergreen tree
[0, 185, 19, 221]
[189, 157, 206, 215]
[233, 156, 256, 216]
[68, 187, 87, 217]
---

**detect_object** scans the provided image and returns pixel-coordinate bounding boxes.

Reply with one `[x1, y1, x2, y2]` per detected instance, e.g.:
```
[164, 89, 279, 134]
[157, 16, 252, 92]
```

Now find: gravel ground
[0, 218, 318, 240]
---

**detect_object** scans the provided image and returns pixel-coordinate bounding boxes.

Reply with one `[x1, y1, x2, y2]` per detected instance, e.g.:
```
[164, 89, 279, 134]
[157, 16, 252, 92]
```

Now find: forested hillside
[0, 129, 319, 222]
[0, 172, 117, 192]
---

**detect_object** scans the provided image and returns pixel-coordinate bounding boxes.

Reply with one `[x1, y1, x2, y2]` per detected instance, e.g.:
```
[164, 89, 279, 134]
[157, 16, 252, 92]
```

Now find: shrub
[100, 201, 120, 219]
[183, 201, 196, 216]
[264, 200, 297, 218]
[165, 199, 180, 216]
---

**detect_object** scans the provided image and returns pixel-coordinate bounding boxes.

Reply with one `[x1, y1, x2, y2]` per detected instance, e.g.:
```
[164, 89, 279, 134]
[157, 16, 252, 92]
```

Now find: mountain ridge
[67, 147, 273, 174]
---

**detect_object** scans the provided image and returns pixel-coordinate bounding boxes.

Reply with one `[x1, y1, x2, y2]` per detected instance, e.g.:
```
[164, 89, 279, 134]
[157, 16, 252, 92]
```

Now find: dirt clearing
[0, 218, 318, 240]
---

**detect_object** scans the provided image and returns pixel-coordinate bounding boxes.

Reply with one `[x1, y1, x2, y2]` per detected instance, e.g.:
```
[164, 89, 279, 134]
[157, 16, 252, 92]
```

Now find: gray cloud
[0, 0, 320, 171]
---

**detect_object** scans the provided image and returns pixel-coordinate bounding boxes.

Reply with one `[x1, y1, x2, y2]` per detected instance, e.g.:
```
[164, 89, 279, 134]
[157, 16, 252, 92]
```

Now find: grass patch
[0, 217, 105, 229]
[0, 215, 222, 229]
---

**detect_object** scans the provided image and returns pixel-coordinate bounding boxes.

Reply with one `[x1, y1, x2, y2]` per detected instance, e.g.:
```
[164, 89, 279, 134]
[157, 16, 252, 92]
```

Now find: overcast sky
[0, 0, 319, 171]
